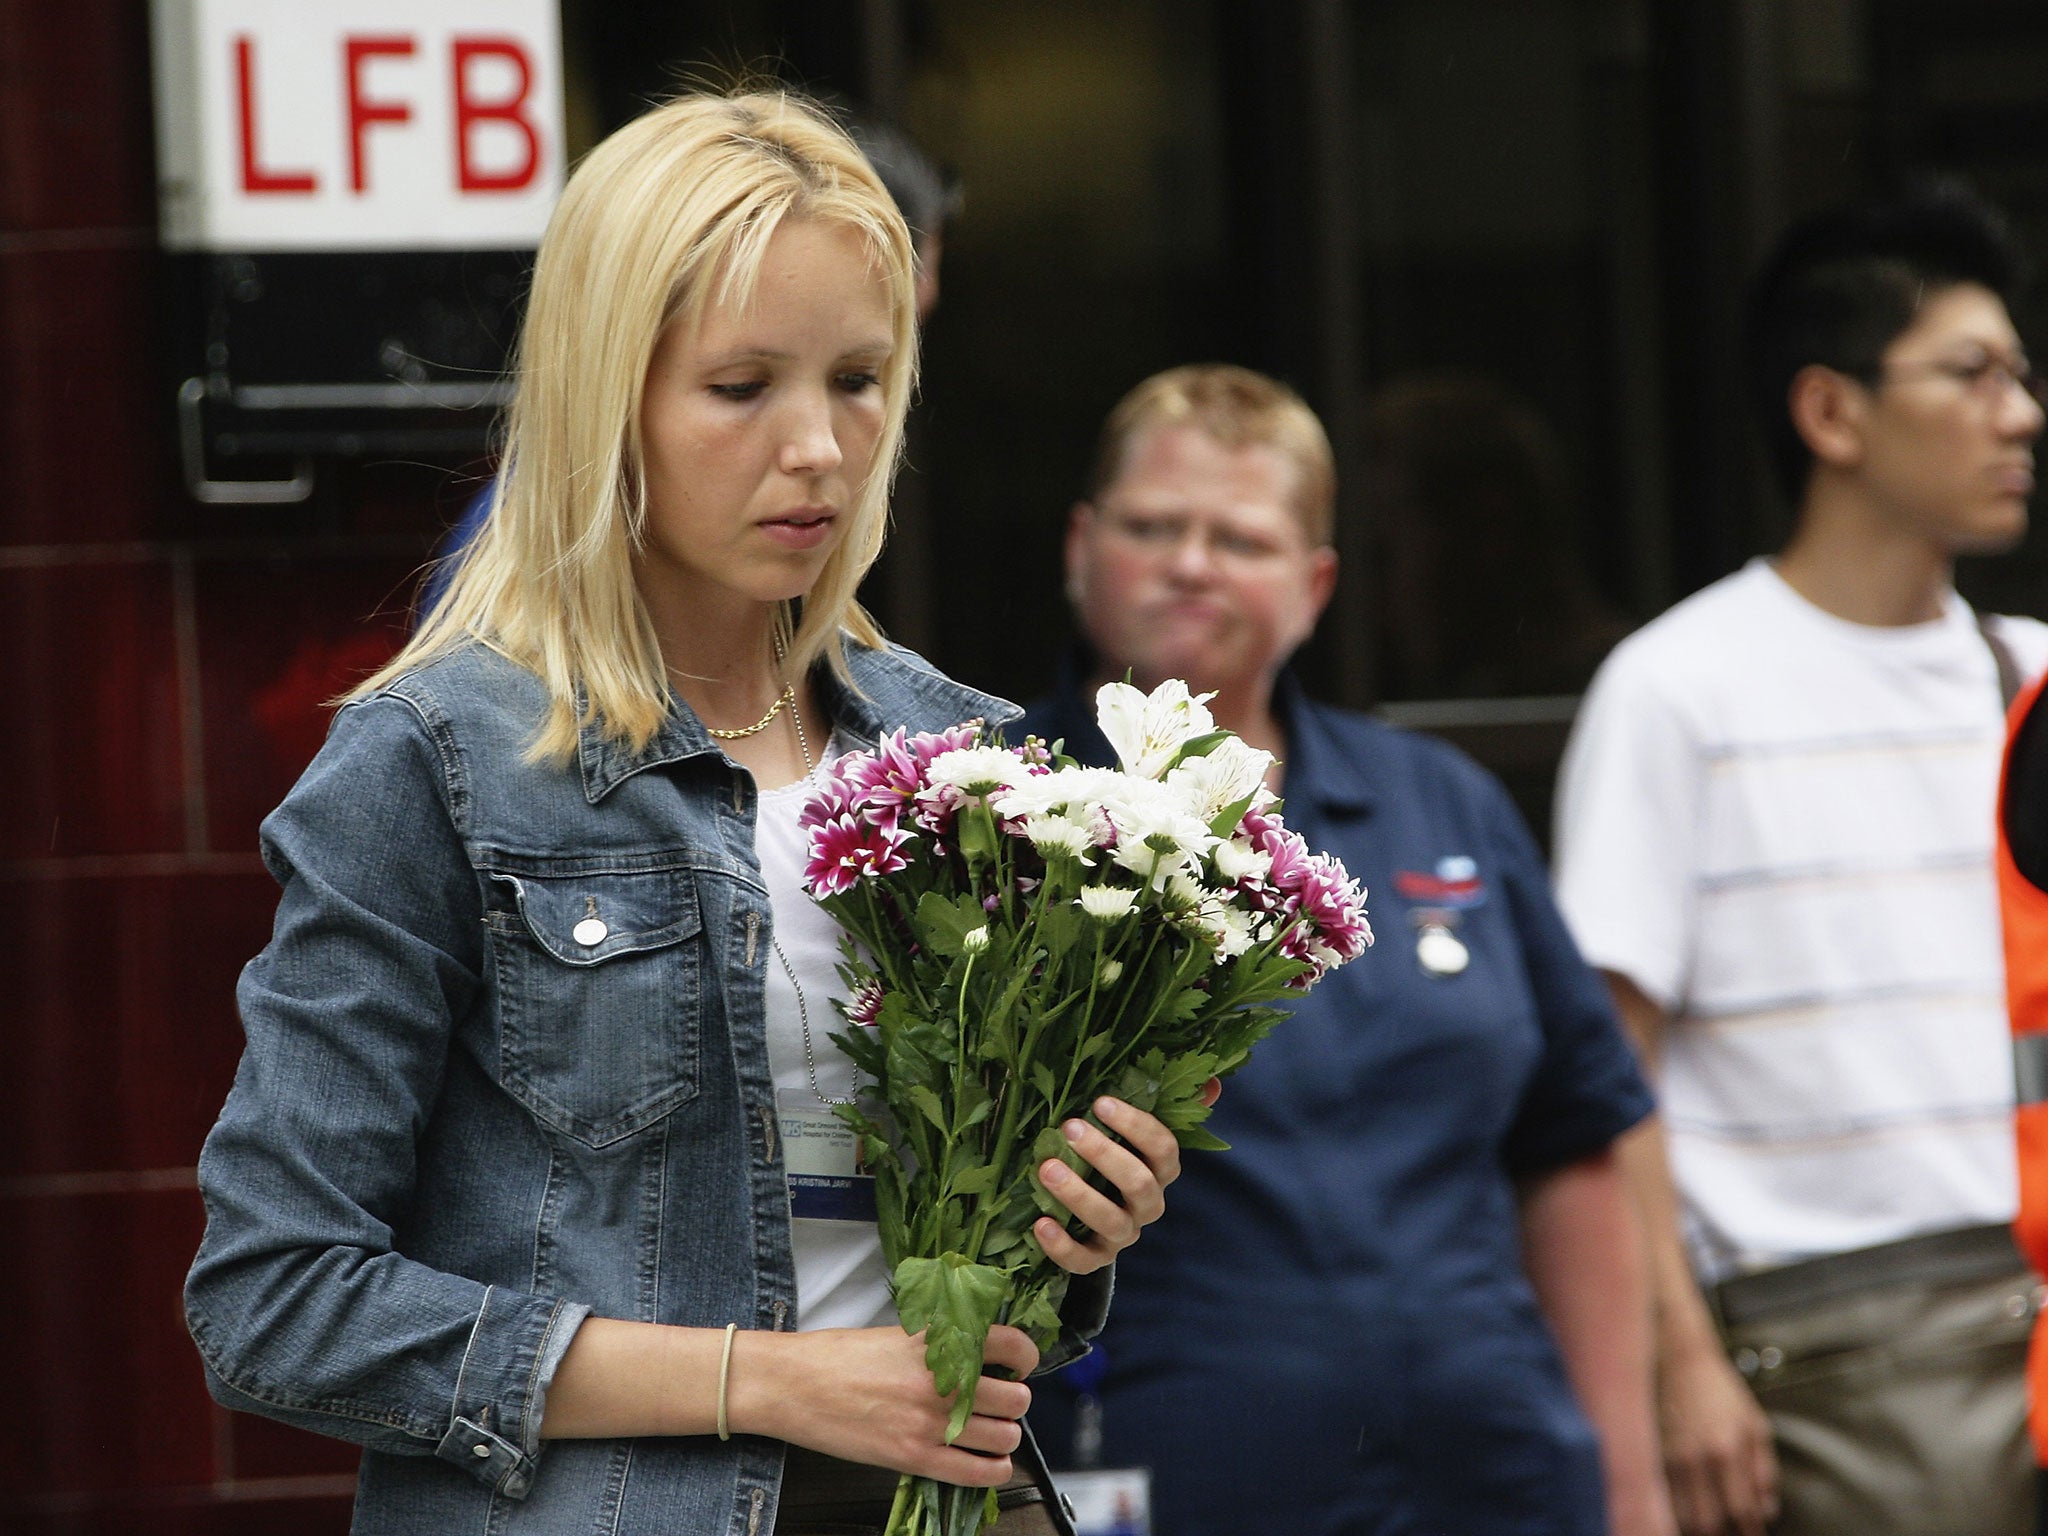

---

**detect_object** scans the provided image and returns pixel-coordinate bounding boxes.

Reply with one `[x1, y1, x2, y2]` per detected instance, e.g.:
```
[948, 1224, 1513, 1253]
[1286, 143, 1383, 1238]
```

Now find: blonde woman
[184, 91, 1185, 1536]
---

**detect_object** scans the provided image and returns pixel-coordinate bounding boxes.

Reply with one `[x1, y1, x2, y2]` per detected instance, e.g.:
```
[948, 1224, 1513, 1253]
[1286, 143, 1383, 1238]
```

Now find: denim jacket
[185, 639, 1108, 1536]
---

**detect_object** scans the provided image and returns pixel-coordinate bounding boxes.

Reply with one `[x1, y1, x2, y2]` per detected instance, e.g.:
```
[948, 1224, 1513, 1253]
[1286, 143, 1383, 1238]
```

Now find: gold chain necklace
[704, 680, 796, 740]
[701, 635, 796, 740]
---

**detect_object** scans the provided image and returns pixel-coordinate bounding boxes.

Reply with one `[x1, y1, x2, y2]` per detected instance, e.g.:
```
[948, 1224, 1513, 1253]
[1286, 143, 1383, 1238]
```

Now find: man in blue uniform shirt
[1023, 365, 1668, 1536]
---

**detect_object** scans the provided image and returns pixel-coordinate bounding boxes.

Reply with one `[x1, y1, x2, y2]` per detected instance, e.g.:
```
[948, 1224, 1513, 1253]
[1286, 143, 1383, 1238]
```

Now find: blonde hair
[357, 90, 918, 760]
[1089, 364, 1336, 544]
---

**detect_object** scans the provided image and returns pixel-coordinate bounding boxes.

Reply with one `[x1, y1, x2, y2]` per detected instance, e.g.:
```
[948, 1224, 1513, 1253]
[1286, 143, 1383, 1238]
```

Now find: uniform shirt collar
[1270, 669, 1376, 818]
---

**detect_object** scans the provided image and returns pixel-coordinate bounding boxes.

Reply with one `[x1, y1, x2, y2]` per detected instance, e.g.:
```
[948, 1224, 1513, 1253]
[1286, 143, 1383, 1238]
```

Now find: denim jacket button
[572, 917, 609, 946]
[472, 1443, 492, 1458]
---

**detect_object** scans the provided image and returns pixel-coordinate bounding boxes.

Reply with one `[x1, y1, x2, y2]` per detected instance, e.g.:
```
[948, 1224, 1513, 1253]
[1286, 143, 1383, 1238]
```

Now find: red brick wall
[2, 6, 435, 1530]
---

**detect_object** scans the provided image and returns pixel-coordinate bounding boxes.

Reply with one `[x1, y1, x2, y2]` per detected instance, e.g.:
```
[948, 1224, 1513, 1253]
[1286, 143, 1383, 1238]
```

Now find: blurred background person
[1361, 372, 1631, 702]
[1555, 183, 2048, 1536]
[1023, 364, 1670, 1536]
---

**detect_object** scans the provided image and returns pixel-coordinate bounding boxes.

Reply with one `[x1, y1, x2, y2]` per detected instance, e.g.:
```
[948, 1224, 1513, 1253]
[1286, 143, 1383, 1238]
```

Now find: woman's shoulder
[836, 637, 1023, 738]
[352, 640, 552, 747]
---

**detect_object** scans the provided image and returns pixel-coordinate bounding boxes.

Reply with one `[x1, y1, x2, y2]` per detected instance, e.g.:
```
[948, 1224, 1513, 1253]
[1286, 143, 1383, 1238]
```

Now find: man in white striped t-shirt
[1557, 184, 2048, 1536]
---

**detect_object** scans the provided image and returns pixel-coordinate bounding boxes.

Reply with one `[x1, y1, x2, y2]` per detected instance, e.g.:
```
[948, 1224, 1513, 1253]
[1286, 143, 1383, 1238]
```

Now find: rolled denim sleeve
[184, 693, 589, 1497]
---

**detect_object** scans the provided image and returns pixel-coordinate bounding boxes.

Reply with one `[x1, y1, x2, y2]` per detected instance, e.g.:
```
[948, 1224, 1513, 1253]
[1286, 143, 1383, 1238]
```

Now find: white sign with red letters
[150, 0, 564, 251]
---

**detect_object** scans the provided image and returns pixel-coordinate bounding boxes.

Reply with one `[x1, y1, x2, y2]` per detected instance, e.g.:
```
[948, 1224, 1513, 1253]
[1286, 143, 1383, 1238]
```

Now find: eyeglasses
[1093, 505, 1295, 565]
[1867, 355, 2047, 407]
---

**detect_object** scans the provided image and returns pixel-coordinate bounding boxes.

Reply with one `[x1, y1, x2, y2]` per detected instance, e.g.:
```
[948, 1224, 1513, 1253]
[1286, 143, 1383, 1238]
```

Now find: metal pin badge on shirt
[1393, 856, 1485, 978]
[572, 895, 608, 947]
[1411, 909, 1470, 977]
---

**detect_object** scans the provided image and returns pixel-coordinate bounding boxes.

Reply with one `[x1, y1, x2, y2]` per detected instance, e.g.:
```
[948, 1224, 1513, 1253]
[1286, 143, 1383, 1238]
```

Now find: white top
[756, 751, 897, 1330]
[1553, 559, 2048, 1280]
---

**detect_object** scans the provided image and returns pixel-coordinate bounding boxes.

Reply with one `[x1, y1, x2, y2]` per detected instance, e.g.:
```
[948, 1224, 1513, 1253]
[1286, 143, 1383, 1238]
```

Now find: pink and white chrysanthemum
[846, 979, 886, 1028]
[797, 754, 863, 831]
[1294, 855, 1373, 962]
[803, 813, 913, 897]
[907, 723, 981, 769]
[845, 730, 926, 832]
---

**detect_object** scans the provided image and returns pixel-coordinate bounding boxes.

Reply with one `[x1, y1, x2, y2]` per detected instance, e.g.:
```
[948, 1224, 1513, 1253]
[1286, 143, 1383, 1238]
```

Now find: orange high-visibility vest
[1998, 670, 2048, 1464]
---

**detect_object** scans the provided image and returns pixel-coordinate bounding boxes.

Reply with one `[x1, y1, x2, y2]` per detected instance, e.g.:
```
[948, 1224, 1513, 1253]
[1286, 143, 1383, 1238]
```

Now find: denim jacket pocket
[484, 860, 703, 1146]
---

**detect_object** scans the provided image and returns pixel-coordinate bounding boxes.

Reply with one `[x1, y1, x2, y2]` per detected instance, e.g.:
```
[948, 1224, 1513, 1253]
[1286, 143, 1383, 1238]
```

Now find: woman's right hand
[728, 1323, 1039, 1484]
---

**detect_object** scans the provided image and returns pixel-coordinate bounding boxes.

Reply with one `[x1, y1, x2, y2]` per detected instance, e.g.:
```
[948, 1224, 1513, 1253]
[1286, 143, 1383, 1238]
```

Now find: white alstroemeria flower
[1095, 679, 1217, 780]
[1076, 885, 1139, 921]
[1165, 735, 1275, 823]
[1212, 836, 1273, 885]
[1025, 814, 1095, 863]
[925, 745, 1031, 795]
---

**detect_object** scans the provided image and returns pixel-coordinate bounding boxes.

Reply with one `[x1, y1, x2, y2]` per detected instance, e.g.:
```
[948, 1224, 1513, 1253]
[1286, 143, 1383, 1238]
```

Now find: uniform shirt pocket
[482, 862, 703, 1146]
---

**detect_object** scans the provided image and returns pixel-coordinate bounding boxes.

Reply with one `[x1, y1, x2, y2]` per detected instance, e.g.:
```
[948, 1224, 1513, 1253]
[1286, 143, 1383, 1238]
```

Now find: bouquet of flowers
[799, 680, 1371, 1536]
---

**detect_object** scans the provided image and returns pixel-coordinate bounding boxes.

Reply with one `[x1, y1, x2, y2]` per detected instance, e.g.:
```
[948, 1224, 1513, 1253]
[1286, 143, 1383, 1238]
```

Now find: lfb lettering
[234, 32, 543, 197]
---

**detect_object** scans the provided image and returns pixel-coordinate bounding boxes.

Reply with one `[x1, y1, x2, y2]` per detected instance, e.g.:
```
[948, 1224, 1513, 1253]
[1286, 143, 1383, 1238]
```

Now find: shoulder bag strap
[1980, 613, 2024, 713]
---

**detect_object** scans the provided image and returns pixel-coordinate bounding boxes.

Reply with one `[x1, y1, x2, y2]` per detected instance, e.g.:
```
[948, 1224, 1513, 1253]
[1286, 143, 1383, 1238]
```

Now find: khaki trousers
[1715, 1236, 2036, 1536]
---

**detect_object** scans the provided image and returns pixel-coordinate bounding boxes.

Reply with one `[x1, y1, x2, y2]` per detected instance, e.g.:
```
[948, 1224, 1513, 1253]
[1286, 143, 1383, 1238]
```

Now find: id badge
[779, 1091, 879, 1223]
[1055, 1467, 1152, 1535]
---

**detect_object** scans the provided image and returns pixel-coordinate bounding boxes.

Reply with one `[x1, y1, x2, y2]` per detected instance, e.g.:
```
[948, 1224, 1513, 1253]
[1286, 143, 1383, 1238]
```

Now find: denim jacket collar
[576, 638, 1023, 804]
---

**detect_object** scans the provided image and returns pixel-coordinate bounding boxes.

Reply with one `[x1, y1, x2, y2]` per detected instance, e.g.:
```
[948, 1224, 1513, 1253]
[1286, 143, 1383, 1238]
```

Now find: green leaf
[892, 1254, 1012, 1439]
[1005, 1280, 1066, 1349]
[908, 1084, 950, 1135]
[1208, 788, 1260, 841]
[1029, 1062, 1058, 1105]
[980, 1226, 1027, 1261]
[949, 1161, 1000, 1196]
[1175, 1123, 1232, 1152]
[1035, 901, 1085, 957]
[827, 1026, 886, 1077]
[1026, 1125, 1088, 1218]
[914, 891, 989, 959]
[886, 1015, 956, 1090]
[1161, 729, 1233, 772]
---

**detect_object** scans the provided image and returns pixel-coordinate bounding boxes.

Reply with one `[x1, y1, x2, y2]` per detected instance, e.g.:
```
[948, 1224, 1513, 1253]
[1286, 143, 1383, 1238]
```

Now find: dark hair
[1745, 181, 2028, 503]
[846, 117, 960, 243]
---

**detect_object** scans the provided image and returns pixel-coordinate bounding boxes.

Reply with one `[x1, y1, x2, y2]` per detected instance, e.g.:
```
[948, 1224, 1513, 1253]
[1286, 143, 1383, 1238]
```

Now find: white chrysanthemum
[1096, 679, 1217, 780]
[991, 765, 1124, 822]
[1076, 885, 1139, 921]
[1212, 837, 1273, 884]
[1164, 736, 1274, 822]
[962, 925, 991, 955]
[1198, 901, 1256, 961]
[1025, 814, 1095, 863]
[1107, 799, 1218, 890]
[1099, 958, 1125, 984]
[925, 746, 1031, 795]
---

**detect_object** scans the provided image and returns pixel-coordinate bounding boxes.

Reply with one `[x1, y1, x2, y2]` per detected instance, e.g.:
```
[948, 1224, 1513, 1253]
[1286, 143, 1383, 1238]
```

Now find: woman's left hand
[1034, 1080, 1222, 1275]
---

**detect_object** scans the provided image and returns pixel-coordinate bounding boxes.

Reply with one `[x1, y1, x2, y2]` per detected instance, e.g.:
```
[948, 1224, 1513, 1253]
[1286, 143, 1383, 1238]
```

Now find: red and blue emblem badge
[1392, 855, 1487, 911]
